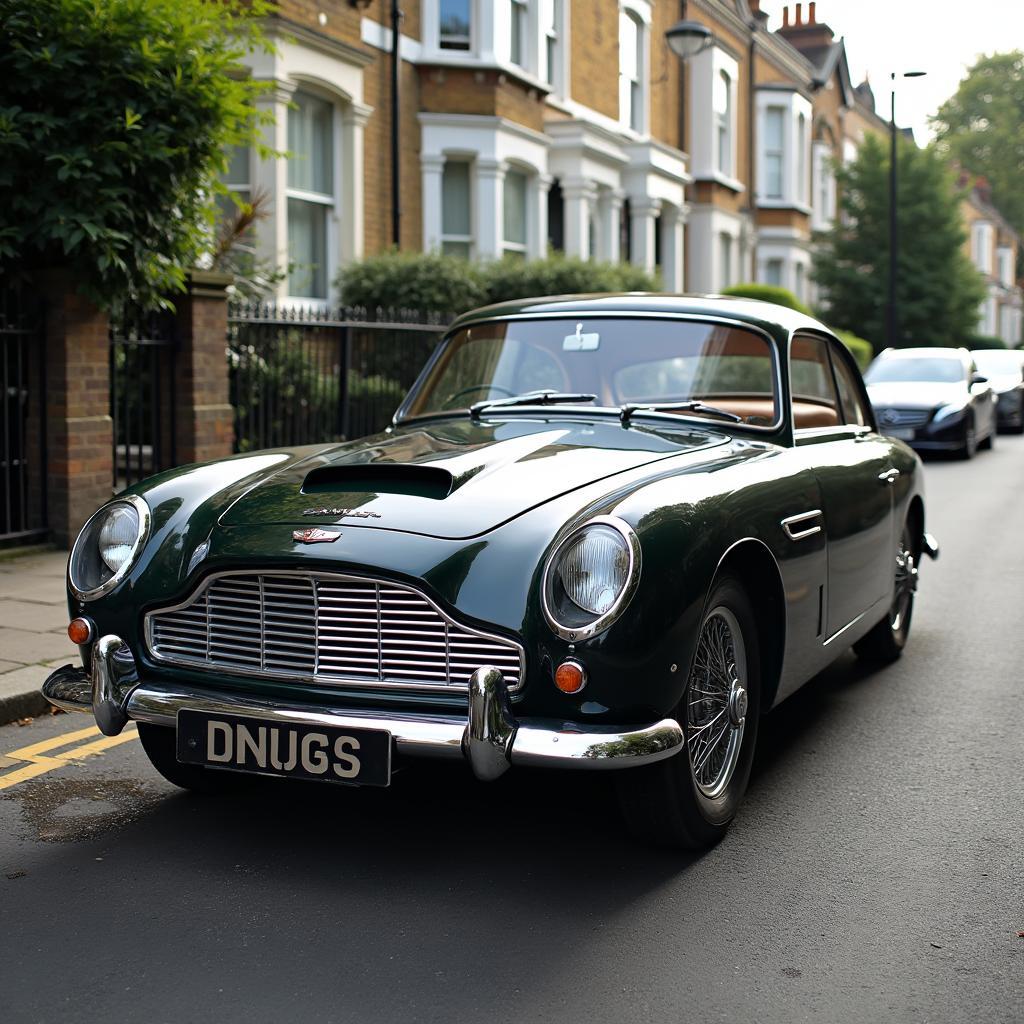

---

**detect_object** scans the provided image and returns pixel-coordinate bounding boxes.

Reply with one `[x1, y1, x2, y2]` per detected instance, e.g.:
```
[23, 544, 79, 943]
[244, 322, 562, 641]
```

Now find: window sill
[694, 171, 745, 194]
[419, 52, 553, 95]
[758, 198, 813, 216]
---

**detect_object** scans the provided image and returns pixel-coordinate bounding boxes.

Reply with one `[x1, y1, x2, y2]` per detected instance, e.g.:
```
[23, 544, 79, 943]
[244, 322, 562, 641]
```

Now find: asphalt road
[2, 437, 1022, 1024]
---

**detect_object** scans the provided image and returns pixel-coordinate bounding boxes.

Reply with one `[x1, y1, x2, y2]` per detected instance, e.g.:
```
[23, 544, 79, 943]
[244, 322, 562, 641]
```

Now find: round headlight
[69, 495, 150, 601]
[542, 516, 641, 641]
[558, 525, 630, 615]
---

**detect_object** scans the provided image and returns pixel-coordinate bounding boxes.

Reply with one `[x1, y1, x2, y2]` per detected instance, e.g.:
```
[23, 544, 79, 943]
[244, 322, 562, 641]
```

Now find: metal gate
[110, 309, 177, 491]
[0, 288, 47, 544]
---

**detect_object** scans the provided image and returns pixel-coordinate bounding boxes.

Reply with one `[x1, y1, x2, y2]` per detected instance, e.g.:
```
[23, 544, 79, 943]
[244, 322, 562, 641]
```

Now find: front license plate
[176, 710, 391, 787]
[888, 427, 915, 441]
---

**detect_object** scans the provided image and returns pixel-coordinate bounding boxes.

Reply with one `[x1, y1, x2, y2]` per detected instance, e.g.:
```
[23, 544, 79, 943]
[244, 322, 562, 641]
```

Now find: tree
[0, 0, 271, 310]
[812, 134, 985, 350]
[932, 51, 1024, 239]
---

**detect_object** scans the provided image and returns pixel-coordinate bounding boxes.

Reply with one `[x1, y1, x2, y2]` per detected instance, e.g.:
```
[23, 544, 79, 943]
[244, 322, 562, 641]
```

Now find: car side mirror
[970, 373, 989, 385]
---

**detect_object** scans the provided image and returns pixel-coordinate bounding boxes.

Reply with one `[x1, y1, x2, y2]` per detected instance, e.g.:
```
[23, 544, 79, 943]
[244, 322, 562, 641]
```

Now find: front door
[791, 335, 894, 638]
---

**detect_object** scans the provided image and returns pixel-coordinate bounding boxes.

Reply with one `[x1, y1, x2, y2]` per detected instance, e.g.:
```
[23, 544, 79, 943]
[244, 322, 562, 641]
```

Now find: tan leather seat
[677, 398, 840, 429]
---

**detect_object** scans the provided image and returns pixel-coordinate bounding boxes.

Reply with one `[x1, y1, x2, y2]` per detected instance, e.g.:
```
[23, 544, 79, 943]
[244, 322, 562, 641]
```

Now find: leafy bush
[336, 251, 660, 316]
[337, 250, 485, 316]
[0, 0, 270, 310]
[834, 329, 874, 371]
[478, 254, 659, 306]
[721, 283, 814, 316]
[962, 333, 1008, 350]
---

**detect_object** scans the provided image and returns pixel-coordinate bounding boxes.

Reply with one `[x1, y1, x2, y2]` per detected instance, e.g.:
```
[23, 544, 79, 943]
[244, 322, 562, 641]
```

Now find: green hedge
[721, 283, 814, 316]
[336, 251, 659, 316]
[962, 333, 1008, 350]
[834, 329, 874, 371]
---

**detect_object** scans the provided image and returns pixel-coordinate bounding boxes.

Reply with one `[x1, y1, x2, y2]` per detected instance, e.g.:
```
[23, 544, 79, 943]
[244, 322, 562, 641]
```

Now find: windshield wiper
[470, 389, 597, 419]
[619, 401, 744, 425]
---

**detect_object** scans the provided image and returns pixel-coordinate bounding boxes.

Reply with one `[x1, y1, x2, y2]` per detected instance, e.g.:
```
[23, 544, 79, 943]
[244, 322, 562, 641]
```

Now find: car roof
[875, 347, 969, 361]
[448, 293, 833, 339]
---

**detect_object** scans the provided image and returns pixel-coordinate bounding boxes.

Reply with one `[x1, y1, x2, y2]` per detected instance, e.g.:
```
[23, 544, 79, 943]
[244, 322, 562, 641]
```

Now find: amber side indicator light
[67, 617, 94, 646]
[554, 659, 587, 694]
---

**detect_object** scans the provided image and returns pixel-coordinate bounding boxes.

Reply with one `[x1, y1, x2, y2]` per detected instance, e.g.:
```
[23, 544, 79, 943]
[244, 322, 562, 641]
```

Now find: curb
[0, 688, 52, 726]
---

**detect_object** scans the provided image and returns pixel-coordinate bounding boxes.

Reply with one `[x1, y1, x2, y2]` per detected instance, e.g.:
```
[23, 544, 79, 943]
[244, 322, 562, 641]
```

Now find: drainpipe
[747, 13, 758, 277]
[391, 0, 402, 247]
[678, 0, 687, 151]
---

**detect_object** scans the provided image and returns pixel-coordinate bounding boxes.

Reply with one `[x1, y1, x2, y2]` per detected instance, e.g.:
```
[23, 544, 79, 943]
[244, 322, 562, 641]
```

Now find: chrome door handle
[878, 468, 900, 485]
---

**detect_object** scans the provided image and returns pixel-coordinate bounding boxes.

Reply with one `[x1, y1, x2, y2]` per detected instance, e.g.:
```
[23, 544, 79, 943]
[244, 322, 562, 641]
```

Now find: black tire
[854, 522, 916, 666]
[615, 576, 761, 850]
[138, 722, 252, 794]
[957, 416, 977, 459]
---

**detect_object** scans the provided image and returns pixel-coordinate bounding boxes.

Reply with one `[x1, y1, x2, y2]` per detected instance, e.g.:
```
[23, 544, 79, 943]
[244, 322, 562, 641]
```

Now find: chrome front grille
[876, 407, 933, 429]
[145, 571, 524, 692]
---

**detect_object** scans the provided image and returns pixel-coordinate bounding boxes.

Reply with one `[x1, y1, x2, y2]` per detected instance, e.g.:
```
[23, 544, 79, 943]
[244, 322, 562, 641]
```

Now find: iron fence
[0, 287, 46, 543]
[110, 308, 176, 491]
[227, 302, 449, 452]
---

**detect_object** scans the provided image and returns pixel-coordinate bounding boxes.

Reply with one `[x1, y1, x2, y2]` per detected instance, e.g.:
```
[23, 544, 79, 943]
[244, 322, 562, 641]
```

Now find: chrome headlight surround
[541, 515, 642, 642]
[68, 494, 151, 602]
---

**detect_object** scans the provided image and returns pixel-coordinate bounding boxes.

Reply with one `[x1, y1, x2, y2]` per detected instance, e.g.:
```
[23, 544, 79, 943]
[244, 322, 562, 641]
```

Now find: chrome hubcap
[686, 607, 747, 799]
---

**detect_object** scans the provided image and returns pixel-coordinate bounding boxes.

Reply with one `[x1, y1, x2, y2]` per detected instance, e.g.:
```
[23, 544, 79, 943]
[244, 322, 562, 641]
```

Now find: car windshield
[972, 350, 1024, 381]
[401, 317, 779, 427]
[865, 357, 965, 384]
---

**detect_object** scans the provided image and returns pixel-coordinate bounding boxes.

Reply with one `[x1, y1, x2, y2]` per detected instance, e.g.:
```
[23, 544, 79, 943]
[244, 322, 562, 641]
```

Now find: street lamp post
[888, 70, 926, 350]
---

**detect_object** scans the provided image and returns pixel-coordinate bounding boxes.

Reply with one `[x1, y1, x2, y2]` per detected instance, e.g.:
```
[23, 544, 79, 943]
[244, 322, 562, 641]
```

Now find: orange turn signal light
[554, 659, 587, 694]
[67, 617, 94, 646]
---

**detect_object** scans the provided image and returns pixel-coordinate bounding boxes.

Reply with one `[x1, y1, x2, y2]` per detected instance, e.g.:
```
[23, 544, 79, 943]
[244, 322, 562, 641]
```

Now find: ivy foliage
[336, 251, 660, 316]
[812, 133, 985, 350]
[0, 0, 271, 310]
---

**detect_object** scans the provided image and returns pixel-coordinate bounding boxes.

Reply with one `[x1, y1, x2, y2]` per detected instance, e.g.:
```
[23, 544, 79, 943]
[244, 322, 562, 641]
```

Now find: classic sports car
[44, 295, 938, 849]
[865, 347, 997, 458]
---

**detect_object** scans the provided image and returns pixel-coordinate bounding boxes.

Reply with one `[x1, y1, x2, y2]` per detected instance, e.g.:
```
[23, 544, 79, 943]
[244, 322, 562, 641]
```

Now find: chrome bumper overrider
[42, 635, 684, 780]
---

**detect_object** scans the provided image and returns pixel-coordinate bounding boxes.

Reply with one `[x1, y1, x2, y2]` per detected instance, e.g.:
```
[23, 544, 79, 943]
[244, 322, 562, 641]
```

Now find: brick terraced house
[229, 0, 1020, 332]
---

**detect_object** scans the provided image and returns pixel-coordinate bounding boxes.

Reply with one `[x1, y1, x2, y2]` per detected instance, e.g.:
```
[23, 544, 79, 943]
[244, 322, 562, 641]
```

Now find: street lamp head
[666, 20, 713, 62]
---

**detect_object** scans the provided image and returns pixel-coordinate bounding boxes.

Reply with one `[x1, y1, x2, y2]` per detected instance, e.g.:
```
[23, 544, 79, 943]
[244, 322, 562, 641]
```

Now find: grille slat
[147, 571, 523, 692]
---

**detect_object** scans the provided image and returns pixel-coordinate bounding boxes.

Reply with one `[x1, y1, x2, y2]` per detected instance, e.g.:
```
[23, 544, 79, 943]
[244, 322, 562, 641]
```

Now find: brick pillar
[37, 271, 113, 548]
[174, 270, 234, 465]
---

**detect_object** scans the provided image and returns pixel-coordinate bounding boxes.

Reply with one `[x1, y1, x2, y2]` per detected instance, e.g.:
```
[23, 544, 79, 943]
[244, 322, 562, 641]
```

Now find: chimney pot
[782, 5, 790, 27]
[809, 1, 816, 23]
[795, 3, 803, 26]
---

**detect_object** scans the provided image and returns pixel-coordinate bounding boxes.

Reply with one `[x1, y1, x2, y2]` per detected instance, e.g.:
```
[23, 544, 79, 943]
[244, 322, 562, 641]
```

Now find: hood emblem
[879, 409, 901, 425]
[302, 507, 381, 519]
[293, 527, 342, 544]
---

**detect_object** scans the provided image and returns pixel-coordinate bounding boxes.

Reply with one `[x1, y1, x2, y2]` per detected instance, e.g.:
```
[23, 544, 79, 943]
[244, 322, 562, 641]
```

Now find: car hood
[219, 416, 728, 539]
[866, 381, 966, 409]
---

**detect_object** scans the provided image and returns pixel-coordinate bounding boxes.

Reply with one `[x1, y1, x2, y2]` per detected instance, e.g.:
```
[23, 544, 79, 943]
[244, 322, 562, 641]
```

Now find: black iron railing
[0, 287, 47, 543]
[227, 302, 449, 452]
[110, 308, 176, 491]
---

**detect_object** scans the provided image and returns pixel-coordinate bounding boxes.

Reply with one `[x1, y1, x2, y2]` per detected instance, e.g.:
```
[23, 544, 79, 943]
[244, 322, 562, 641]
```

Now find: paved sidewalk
[0, 549, 76, 723]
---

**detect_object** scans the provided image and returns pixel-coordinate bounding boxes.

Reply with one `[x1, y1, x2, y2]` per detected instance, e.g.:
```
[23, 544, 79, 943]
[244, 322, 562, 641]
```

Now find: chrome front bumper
[42, 635, 684, 781]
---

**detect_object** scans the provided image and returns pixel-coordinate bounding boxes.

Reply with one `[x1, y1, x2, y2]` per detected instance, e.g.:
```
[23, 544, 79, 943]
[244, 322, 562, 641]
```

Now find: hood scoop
[303, 463, 454, 500]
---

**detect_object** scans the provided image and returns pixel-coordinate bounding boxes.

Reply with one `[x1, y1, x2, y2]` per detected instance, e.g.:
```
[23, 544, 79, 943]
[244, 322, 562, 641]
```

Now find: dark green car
[44, 295, 938, 849]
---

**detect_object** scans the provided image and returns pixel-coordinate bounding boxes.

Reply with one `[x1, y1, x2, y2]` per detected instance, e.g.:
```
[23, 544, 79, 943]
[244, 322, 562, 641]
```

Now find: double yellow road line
[0, 723, 139, 791]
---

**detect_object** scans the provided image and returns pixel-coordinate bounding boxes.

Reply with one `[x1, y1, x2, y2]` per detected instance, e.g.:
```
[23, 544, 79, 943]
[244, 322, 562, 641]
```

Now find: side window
[790, 335, 840, 430]
[830, 346, 872, 426]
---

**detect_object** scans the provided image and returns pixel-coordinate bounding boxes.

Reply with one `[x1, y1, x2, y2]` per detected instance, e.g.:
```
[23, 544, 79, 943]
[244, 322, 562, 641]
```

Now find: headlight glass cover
[542, 517, 641, 641]
[69, 496, 150, 600]
[558, 525, 630, 615]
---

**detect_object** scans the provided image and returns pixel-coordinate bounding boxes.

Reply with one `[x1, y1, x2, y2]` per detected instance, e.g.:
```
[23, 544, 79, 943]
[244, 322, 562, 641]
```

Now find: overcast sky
[755, 0, 1024, 143]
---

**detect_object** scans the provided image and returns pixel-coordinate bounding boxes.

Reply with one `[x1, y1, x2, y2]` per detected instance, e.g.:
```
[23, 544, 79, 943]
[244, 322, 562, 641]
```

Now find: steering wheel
[442, 383, 517, 408]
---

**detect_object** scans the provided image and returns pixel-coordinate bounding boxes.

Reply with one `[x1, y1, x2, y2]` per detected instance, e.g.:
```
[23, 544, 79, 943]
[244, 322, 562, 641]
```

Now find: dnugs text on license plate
[176, 710, 391, 787]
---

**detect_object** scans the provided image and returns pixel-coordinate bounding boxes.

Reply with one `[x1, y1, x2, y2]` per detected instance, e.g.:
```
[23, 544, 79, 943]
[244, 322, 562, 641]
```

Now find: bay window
[503, 169, 528, 258]
[440, 0, 471, 50]
[441, 160, 473, 257]
[764, 108, 784, 200]
[287, 91, 334, 300]
[715, 71, 733, 176]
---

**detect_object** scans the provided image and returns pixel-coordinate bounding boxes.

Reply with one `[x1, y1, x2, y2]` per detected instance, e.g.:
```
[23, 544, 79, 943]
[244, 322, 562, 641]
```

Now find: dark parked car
[865, 347, 997, 458]
[44, 295, 938, 849]
[971, 348, 1024, 434]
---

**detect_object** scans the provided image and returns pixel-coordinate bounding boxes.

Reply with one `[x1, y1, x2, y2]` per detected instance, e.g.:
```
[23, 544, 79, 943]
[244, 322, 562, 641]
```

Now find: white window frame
[438, 0, 473, 52]
[756, 89, 812, 211]
[812, 141, 836, 231]
[689, 44, 741, 189]
[541, 0, 565, 93]
[763, 106, 785, 200]
[973, 222, 994, 275]
[715, 70, 733, 177]
[285, 89, 338, 302]
[509, 0, 529, 68]
[441, 157, 475, 257]
[763, 258, 784, 287]
[795, 113, 808, 205]
[997, 246, 1014, 288]
[503, 166, 531, 257]
[719, 232, 733, 289]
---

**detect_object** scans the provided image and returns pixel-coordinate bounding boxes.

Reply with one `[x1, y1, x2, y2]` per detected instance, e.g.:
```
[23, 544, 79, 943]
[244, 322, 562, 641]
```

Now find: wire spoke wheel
[891, 527, 918, 634]
[686, 606, 748, 799]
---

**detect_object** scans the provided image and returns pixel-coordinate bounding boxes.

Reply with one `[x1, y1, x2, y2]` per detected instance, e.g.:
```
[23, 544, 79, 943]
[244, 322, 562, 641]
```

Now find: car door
[790, 333, 895, 640]
[968, 358, 997, 439]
